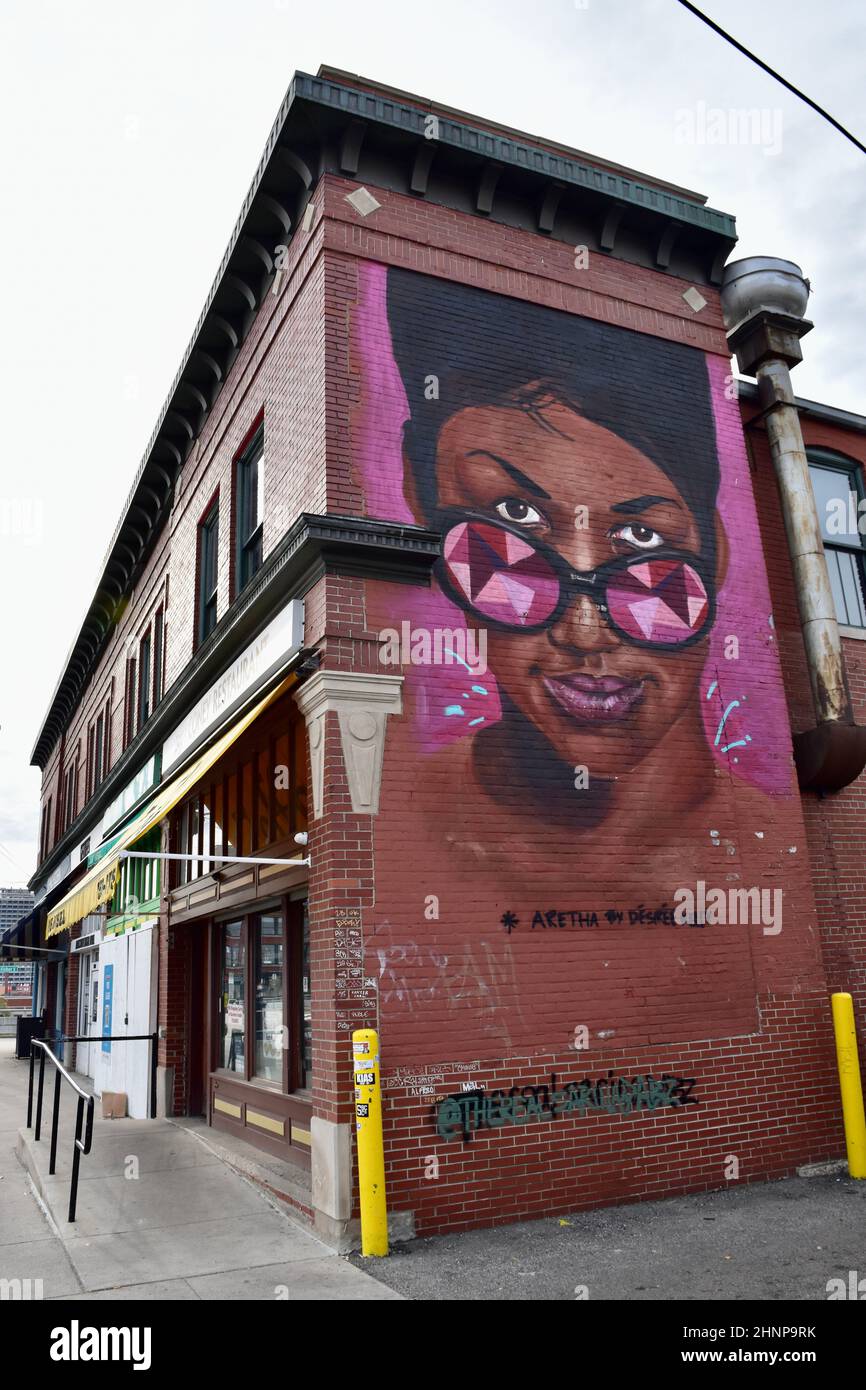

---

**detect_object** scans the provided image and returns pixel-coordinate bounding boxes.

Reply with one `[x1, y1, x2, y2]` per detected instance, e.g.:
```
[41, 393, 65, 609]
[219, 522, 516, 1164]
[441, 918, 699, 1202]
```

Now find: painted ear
[714, 510, 729, 589]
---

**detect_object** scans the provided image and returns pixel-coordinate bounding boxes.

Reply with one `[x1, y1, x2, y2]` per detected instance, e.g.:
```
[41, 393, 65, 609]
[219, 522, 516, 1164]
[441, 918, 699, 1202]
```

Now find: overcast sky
[1, 0, 863, 885]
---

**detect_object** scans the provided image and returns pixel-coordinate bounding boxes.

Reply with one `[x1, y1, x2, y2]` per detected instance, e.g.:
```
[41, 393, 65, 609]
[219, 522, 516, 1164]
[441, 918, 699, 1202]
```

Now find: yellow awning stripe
[46, 675, 294, 938]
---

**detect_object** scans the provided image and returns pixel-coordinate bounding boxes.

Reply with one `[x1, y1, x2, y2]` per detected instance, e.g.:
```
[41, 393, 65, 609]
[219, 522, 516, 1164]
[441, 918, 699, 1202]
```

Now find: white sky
[0, 0, 863, 885]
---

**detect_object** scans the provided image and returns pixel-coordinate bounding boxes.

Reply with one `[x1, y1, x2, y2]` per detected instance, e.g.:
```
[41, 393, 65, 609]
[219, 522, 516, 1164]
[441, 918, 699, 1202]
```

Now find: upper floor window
[62, 754, 79, 833]
[198, 499, 220, 644]
[235, 428, 264, 594]
[809, 453, 866, 630]
[88, 702, 110, 797]
[153, 605, 164, 709]
[39, 797, 53, 862]
[138, 631, 152, 729]
[124, 657, 137, 749]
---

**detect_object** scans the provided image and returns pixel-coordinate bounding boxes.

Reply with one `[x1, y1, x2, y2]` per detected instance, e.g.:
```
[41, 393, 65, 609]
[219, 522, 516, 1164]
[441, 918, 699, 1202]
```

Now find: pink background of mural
[351, 261, 794, 796]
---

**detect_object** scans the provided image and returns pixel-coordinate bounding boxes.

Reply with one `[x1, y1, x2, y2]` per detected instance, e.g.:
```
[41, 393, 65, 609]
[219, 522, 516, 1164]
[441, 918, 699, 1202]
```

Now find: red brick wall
[315, 186, 847, 1234]
[36, 156, 866, 1239]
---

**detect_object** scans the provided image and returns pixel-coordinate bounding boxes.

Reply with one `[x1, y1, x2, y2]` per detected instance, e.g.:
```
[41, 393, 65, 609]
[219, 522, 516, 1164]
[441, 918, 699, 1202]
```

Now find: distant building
[0, 889, 36, 1000]
[0, 887, 35, 936]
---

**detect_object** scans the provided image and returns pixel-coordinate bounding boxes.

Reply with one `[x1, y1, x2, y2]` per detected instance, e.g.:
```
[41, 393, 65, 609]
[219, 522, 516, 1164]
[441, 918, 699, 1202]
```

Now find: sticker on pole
[356, 1103, 369, 1117]
[354, 1070, 375, 1086]
[353, 1041, 370, 1054]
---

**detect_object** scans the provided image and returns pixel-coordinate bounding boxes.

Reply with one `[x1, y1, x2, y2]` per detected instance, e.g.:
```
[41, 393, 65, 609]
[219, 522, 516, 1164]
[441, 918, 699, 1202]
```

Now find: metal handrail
[27, 1040, 95, 1223]
[60, 1033, 158, 1122]
[26, 1031, 158, 1223]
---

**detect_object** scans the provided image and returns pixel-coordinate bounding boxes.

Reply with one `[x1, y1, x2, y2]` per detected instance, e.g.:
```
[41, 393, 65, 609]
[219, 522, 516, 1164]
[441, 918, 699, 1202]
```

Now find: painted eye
[495, 498, 543, 527]
[611, 523, 664, 551]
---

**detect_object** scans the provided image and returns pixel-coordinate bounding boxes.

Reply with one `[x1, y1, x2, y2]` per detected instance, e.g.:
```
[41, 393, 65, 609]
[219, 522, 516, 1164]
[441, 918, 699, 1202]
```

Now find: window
[87, 701, 111, 796]
[219, 921, 246, 1074]
[198, 500, 220, 643]
[255, 914, 283, 1082]
[124, 657, 137, 748]
[153, 605, 164, 708]
[809, 453, 866, 629]
[62, 755, 78, 833]
[138, 631, 151, 729]
[216, 904, 309, 1091]
[108, 827, 161, 925]
[235, 428, 264, 594]
[94, 710, 105, 786]
[39, 798, 53, 862]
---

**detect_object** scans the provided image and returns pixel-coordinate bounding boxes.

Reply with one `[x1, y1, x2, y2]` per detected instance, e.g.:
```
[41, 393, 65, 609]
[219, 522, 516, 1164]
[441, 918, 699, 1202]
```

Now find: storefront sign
[101, 754, 162, 837]
[102, 964, 114, 1054]
[162, 601, 304, 775]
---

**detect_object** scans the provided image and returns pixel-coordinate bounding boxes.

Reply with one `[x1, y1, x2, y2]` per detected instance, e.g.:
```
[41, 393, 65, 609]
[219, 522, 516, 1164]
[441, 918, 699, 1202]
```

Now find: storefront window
[220, 921, 245, 1073]
[255, 913, 284, 1082]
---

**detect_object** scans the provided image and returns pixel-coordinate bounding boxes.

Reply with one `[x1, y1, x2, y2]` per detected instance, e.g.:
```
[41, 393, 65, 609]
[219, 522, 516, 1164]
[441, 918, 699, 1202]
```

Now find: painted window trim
[808, 449, 866, 631]
[233, 421, 265, 600]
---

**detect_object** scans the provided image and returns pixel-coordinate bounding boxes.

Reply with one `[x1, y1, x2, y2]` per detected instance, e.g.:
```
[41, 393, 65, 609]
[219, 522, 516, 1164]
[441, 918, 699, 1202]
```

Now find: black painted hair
[385, 267, 722, 568]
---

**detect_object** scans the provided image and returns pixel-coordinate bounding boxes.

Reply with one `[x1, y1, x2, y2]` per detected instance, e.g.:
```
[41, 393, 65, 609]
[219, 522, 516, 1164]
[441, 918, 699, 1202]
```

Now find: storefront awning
[0, 907, 66, 962]
[46, 675, 294, 939]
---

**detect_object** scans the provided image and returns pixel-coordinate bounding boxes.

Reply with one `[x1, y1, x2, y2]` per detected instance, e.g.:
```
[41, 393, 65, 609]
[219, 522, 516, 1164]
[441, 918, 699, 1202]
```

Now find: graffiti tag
[434, 1070, 699, 1142]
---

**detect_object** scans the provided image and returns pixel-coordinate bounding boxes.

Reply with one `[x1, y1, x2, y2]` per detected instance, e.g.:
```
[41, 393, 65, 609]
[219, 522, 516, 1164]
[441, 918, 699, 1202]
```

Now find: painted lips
[542, 672, 647, 723]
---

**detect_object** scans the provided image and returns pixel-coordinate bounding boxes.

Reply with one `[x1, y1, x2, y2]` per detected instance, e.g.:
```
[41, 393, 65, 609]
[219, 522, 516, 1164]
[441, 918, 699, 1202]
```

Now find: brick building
[27, 67, 866, 1245]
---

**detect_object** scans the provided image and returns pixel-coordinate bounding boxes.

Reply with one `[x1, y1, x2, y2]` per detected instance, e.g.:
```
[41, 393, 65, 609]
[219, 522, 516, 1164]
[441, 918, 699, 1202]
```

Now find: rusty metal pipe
[723, 256, 866, 791]
[757, 357, 851, 725]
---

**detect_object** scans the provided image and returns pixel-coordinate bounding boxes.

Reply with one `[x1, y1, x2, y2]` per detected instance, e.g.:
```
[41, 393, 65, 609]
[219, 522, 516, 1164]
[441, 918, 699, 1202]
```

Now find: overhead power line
[675, 0, 866, 156]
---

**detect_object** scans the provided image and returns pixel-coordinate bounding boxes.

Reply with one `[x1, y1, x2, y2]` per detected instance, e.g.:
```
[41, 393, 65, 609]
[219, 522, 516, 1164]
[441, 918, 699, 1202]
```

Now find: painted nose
[548, 591, 622, 653]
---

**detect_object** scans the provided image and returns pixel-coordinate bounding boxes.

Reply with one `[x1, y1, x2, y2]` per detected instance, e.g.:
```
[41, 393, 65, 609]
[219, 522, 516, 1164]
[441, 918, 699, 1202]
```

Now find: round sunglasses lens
[606, 558, 709, 645]
[442, 520, 560, 626]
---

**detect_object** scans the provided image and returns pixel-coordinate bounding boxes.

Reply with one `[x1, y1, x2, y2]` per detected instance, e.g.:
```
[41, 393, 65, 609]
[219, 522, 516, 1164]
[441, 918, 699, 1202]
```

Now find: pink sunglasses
[438, 513, 714, 649]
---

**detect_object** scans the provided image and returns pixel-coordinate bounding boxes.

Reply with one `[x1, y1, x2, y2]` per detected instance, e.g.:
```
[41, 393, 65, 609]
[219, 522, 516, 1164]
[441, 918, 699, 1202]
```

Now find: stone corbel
[293, 670, 404, 817]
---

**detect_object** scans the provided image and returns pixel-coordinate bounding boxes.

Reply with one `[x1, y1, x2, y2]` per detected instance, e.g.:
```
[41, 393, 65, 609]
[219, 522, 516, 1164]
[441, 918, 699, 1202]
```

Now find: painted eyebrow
[610, 494, 682, 515]
[464, 450, 552, 499]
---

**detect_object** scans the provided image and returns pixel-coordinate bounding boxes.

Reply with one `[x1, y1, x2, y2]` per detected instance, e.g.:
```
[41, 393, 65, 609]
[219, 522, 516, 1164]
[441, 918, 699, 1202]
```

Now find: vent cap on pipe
[721, 257, 811, 335]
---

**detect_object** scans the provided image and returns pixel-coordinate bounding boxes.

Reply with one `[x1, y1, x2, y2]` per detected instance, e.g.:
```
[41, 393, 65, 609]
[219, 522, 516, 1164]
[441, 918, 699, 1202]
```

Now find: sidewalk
[350, 1168, 865, 1301]
[0, 1041, 400, 1300]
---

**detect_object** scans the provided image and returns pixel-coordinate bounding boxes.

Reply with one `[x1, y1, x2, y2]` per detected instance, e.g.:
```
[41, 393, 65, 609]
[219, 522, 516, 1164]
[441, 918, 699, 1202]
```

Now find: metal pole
[352, 1028, 388, 1257]
[49, 1067, 62, 1175]
[757, 358, 851, 725]
[27, 1045, 35, 1128]
[34, 1048, 46, 1141]
[69, 1097, 84, 1223]
[831, 992, 866, 1179]
[150, 1032, 158, 1119]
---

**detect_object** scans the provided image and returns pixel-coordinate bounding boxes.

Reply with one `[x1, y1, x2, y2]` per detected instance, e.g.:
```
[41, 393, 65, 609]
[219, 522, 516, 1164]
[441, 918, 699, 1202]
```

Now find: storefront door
[209, 896, 311, 1164]
[76, 947, 99, 1079]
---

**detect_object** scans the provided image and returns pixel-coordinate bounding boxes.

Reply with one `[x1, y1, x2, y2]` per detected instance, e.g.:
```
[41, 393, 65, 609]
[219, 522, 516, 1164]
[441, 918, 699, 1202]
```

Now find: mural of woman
[360, 267, 788, 904]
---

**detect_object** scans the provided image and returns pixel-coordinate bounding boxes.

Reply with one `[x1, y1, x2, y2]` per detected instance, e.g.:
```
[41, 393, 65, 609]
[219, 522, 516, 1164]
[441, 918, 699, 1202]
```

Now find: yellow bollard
[353, 1028, 388, 1256]
[831, 993, 866, 1179]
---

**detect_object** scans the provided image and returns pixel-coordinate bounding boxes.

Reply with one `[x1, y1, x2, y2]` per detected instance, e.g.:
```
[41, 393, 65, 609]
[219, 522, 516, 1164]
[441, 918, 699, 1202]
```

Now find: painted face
[430, 394, 714, 776]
